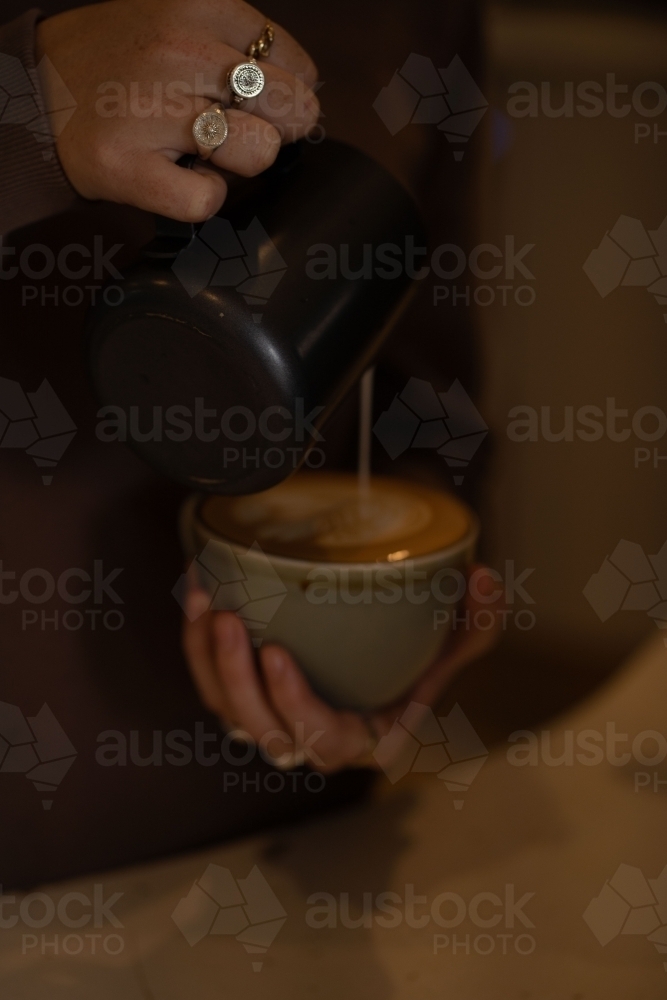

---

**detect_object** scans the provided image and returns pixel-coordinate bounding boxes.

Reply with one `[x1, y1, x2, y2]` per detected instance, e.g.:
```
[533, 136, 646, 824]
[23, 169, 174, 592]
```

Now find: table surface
[2, 635, 666, 999]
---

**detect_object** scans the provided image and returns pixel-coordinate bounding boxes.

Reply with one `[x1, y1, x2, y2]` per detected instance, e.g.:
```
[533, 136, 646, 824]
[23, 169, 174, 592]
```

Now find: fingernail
[185, 589, 210, 623]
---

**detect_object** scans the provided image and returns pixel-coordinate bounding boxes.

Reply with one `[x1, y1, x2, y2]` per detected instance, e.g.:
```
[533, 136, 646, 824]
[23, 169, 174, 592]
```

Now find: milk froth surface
[199, 473, 471, 563]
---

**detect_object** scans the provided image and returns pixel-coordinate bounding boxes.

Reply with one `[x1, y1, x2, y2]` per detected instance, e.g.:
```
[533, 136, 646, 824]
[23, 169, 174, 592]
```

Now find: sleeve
[0, 8, 79, 236]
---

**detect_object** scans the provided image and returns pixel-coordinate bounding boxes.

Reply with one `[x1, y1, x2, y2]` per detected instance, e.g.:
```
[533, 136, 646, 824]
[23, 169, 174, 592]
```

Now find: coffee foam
[199, 473, 472, 563]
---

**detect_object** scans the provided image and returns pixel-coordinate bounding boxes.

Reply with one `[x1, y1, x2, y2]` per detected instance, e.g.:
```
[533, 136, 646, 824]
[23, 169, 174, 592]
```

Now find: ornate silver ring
[227, 23, 274, 108]
[228, 61, 266, 107]
[192, 102, 229, 160]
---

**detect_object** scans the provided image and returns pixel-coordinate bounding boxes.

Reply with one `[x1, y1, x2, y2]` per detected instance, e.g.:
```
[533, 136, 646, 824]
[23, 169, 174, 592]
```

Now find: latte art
[200, 473, 471, 563]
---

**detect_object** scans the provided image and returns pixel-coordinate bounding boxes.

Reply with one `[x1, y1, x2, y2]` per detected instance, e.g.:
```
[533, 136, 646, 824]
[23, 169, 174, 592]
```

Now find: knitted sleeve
[0, 8, 78, 235]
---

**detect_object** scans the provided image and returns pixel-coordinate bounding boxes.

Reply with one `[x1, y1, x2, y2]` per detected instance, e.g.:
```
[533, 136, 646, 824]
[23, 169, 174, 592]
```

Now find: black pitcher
[87, 138, 425, 494]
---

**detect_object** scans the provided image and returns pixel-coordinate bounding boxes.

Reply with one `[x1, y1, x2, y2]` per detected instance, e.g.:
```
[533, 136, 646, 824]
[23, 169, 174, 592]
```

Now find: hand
[36, 0, 319, 220]
[182, 566, 502, 775]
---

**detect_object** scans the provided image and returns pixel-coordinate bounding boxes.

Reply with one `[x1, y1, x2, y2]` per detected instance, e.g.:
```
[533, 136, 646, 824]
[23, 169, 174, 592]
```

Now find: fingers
[397, 566, 502, 709]
[38, 0, 319, 214]
[260, 645, 373, 773]
[221, 60, 320, 138]
[212, 613, 287, 744]
[183, 565, 502, 778]
[195, 2, 318, 86]
[131, 36, 319, 140]
[145, 35, 320, 141]
[120, 149, 228, 221]
[182, 590, 232, 719]
[258, 21, 318, 89]
[182, 604, 294, 763]
[183, 607, 372, 772]
[207, 110, 281, 174]
[106, 103, 282, 218]
[158, 98, 307, 188]
[440, 564, 504, 668]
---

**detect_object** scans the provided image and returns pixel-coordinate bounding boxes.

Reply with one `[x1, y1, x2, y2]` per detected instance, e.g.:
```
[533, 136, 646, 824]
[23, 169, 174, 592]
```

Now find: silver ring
[192, 102, 229, 160]
[228, 61, 266, 107]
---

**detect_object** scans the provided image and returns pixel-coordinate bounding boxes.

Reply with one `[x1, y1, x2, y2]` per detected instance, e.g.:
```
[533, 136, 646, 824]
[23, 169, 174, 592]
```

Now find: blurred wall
[480, 3, 667, 663]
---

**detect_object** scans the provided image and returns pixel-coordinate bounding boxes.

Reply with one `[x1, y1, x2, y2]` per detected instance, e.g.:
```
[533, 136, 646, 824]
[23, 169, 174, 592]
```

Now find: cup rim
[190, 498, 480, 573]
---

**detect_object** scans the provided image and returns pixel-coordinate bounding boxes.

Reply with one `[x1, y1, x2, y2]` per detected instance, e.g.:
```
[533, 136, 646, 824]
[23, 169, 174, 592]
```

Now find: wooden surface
[1, 633, 665, 998]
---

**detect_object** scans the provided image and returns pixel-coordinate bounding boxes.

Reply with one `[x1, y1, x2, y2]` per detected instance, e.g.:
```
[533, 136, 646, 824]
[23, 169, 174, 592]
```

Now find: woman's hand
[36, 0, 319, 220]
[182, 566, 501, 775]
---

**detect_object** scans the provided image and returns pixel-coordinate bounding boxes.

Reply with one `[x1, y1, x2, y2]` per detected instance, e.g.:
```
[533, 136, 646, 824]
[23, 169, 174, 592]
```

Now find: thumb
[126, 152, 228, 222]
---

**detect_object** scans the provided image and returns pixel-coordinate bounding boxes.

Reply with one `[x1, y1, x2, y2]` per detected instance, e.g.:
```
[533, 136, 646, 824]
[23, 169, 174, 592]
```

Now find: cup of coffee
[180, 473, 478, 711]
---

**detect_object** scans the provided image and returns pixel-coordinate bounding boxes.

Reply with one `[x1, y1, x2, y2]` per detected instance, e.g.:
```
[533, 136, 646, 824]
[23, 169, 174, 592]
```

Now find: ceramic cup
[179, 492, 478, 711]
